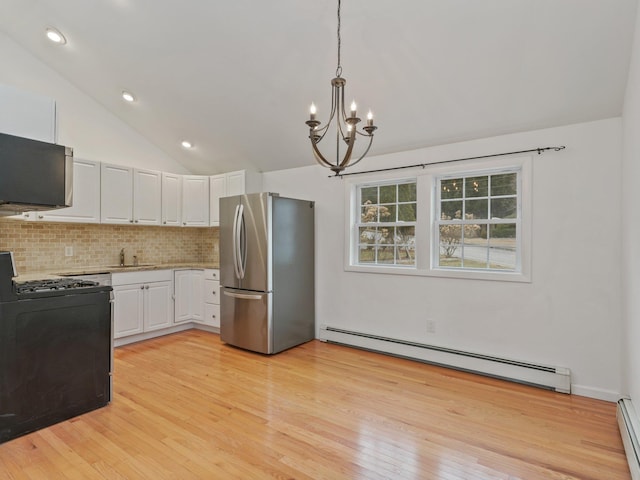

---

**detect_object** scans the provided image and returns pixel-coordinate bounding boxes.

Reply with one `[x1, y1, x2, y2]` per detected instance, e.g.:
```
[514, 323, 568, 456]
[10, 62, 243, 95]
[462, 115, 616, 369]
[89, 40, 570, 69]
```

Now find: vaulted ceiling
[0, 0, 637, 174]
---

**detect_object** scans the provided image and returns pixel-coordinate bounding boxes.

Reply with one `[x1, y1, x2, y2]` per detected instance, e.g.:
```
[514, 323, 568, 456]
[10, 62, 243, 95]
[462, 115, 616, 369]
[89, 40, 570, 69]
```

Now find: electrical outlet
[426, 320, 437, 334]
[65, 246, 73, 257]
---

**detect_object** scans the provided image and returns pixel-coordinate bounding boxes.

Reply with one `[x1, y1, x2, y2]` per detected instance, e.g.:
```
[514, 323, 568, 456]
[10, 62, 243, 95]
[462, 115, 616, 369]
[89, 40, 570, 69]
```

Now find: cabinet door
[144, 281, 173, 331]
[225, 170, 246, 197]
[113, 284, 144, 338]
[101, 163, 133, 224]
[174, 270, 193, 323]
[209, 174, 226, 226]
[191, 270, 204, 322]
[134, 169, 162, 225]
[182, 175, 209, 226]
[162, 173, 182, 226]
[40, 159, 101, 223]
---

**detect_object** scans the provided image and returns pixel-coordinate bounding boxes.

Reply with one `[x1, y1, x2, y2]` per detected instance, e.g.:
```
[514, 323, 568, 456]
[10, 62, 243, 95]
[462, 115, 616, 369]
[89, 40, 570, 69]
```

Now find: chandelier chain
[336, 0, 342, 78]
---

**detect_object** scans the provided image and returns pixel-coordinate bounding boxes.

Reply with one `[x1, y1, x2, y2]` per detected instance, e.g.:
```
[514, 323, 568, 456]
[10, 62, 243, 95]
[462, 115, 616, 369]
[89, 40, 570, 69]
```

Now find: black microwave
[0, 131, 73, 214]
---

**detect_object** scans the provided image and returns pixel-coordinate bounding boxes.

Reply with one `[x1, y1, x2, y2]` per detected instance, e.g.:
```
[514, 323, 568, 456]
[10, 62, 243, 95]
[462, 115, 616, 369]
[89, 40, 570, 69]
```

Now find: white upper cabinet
[39, 159, 101, 223]
[182, 175, 210, 226]
[0, 85, 56, 143]
[209, 174, 226, 227]
[161, 173, 182, 226]
[133, 168, 162, 225]
[209, 170, 262, 226]
[101, 163, 133, 224]
[101, 163, 161, 225]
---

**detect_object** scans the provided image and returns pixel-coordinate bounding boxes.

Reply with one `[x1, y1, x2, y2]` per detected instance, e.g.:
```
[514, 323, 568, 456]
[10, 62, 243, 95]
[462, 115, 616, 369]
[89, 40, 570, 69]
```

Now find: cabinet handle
[38, 215, 44, 219]
[140, 285, 144, 290]
[145, 285, 149, 289]
[163, 221, 167, 225]
[135, 220, 139, 223]
[212, 314, 216, 318]
[129, 219, 134, 223]
[212, 291, 216, 295]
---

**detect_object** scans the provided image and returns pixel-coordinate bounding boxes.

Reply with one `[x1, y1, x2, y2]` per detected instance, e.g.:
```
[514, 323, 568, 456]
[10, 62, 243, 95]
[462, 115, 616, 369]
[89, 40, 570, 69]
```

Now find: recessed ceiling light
[45, 27, 67, 45]
[181, 141, 193, 149]
[121, 91, 136, 102]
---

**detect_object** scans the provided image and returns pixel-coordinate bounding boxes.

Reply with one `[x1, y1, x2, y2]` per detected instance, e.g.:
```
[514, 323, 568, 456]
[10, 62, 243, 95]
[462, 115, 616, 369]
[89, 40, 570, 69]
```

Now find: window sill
[345, 263, 531, 283]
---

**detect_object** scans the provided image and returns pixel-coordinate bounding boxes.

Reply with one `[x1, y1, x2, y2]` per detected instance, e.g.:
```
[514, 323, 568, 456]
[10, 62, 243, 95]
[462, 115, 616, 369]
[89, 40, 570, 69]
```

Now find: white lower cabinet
[174, 269, 204, 324]
[112, 270, 173, 339]
[203, 269, 220, 328]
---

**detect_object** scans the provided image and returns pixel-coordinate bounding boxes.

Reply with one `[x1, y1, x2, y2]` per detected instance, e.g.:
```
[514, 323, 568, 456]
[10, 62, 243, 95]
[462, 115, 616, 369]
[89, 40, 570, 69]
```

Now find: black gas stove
[0, 251, 114, 444]
[14, 278, 103, 298]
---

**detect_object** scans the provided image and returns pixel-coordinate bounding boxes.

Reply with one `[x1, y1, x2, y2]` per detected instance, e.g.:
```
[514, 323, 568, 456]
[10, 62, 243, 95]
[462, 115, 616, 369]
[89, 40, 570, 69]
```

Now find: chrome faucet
[119, 248, 125, 267]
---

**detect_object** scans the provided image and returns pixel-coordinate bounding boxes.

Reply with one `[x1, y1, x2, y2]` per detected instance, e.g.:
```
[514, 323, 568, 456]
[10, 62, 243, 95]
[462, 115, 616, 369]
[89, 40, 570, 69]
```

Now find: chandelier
[305, 0, 378, 175]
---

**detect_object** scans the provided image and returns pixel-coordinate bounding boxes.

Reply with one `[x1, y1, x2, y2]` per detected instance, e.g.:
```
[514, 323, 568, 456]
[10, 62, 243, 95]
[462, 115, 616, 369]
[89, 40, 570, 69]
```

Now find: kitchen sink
[106, 264, 156, 269]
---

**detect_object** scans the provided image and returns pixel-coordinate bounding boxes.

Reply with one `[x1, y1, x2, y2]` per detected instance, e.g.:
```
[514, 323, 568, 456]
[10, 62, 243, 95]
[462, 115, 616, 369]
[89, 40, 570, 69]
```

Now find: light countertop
[15, 262, 219, 282]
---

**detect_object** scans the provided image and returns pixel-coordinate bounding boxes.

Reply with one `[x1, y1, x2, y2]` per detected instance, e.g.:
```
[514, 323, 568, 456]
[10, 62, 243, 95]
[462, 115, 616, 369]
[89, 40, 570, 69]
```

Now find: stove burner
[15, 278, 99, 294]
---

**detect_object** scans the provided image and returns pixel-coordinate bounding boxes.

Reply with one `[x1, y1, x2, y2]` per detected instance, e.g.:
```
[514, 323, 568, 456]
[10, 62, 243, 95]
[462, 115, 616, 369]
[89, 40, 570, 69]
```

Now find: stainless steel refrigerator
[219, 192, 315, 354]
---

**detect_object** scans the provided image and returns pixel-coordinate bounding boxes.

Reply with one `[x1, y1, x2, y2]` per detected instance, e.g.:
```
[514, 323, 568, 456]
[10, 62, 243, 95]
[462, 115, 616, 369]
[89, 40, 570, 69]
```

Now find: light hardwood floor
[0, 330, 630, 479]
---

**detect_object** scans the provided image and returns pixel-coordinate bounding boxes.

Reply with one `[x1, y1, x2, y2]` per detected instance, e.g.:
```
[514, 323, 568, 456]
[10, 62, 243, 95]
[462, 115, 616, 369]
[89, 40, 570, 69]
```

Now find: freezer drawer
[220, 287, 272, 354]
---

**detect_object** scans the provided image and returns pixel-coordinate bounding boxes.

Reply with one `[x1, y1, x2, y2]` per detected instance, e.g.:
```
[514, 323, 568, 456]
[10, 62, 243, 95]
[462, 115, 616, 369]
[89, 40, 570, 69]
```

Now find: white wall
[622, 4, 640, 402]
[0, 32, 188, 173]
[264, 118, 623, 401]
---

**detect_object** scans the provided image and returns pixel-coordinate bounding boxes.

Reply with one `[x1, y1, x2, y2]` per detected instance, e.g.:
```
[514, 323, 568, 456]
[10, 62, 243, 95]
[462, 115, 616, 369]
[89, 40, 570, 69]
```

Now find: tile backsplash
[0, 218, 219, 273]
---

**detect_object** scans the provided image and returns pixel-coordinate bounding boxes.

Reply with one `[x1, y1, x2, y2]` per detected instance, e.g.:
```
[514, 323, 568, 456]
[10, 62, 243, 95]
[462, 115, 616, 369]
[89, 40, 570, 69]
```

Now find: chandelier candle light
[306, 0, 378, 175]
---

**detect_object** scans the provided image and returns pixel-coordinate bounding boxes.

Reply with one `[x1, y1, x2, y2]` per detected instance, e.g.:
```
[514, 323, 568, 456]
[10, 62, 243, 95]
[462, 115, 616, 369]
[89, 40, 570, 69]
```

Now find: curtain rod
[330, 145, 566, 178]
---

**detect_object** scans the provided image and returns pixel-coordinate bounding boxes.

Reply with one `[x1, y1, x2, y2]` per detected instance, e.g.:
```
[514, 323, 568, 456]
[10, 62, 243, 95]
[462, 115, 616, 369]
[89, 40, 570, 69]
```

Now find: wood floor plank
[0, 330, 630, 479]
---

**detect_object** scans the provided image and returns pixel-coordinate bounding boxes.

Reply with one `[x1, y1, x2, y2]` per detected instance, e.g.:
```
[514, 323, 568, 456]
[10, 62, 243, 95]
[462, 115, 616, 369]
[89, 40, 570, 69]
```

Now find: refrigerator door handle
[223, 290, 263, 301]
[239, 204, 247, 279]
[232, 204, 241, 280]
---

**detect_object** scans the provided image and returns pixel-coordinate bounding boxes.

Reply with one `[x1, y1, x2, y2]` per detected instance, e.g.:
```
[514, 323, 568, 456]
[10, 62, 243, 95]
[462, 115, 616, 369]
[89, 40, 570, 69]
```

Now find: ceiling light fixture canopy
[45, 27, 66, 45]
[305, 0, 377, 175]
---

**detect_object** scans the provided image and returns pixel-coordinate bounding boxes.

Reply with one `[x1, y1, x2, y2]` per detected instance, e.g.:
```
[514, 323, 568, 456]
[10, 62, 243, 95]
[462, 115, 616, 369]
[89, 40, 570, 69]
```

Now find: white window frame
[344, 155, 532, 283]
[352, 178, 418, 268]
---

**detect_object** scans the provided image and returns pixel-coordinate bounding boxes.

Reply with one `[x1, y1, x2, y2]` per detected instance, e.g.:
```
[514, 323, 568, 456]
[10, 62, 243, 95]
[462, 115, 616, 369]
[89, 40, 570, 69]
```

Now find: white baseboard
[571, 384, 621, 402]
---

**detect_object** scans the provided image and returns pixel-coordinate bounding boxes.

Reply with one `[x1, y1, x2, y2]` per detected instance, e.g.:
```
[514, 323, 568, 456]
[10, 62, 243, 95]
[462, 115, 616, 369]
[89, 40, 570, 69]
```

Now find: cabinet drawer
[204, 269, 219, 281]
[204, 279, 220, 304]
[204, 303, 220, 328]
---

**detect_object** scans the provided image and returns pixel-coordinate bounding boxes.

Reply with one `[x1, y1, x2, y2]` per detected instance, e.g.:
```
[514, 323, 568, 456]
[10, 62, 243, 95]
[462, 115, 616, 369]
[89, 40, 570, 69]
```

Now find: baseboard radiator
[618, 398, 640, 480]
[319, 326, 571, 393]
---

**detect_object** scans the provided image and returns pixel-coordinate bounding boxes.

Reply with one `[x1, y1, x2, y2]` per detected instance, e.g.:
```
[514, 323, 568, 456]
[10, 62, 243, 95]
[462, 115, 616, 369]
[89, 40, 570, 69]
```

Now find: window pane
[441, 178, 463, 199]
[491, 197, 517, 219]
[465, 199, 488, 220]
[396, 226, 415, 243]
[361, 205, 378, 223]
[396, 245, 415, 265]
[463, 236, 488, 268]
[441, 201, 462, 220]
[439, 224, 461, 260]
[359, 227, 377, 246]
[398, 203, 417, 222]
[377, 247, 395, 264]
[358, 246, 375, 264]
[379, 184, 396, 203]
[361, 186, 378, 205]
[489, 224, 516, 270]
[398, 182, 416, 202]
[379, 205, 396, 222]
[465, 176, 488, 198]
[491, 173, 517, 196]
